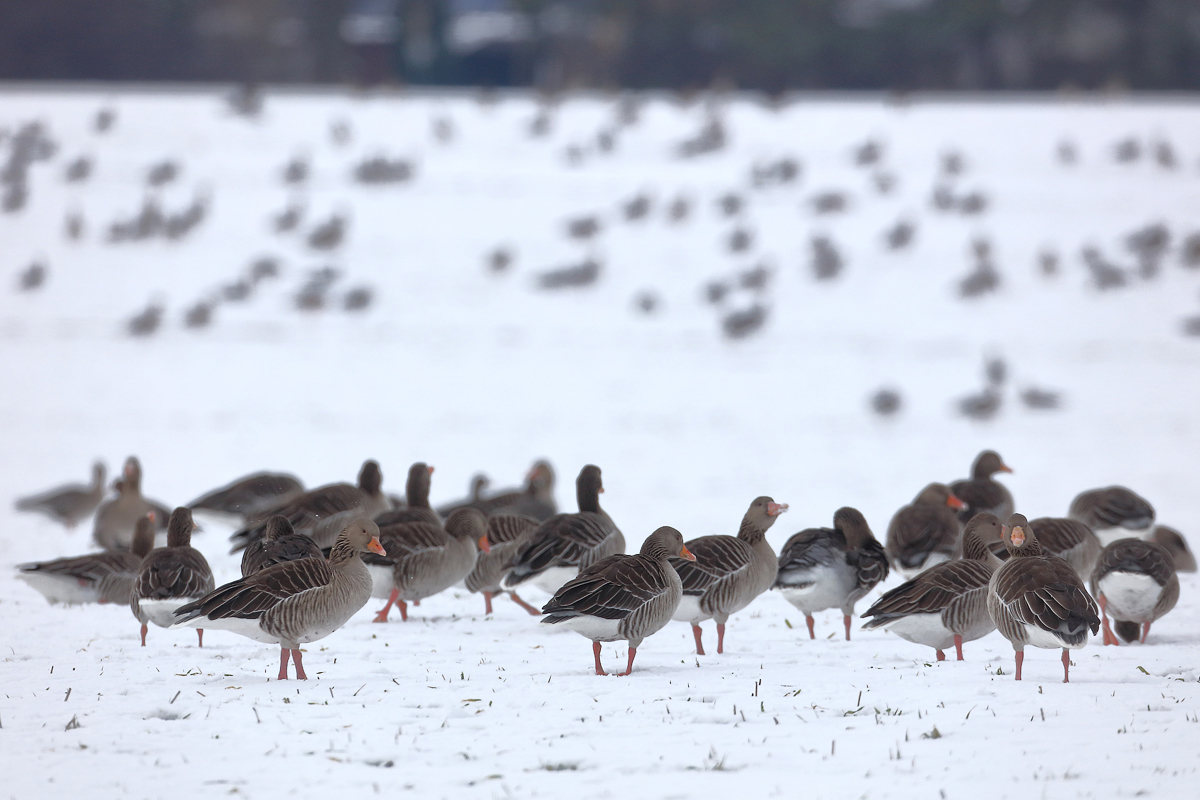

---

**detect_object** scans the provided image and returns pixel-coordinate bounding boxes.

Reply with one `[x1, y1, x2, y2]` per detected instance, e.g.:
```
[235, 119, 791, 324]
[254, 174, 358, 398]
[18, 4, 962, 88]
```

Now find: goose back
[1090, 538, 1179, 636]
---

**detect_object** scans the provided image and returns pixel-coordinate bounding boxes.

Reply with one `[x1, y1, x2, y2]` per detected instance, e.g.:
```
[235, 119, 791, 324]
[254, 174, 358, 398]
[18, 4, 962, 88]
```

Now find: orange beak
[146, 511, 156, 523]
[1010, 526, 1025, 546]
[679, 544, 696, 562]
[998, 464, 1013, 474]
[767, 502, 788, 516]
[477, 534, 491, 553]
[946, 494, 965, 509]
[368, 536, 387, 556]
[427, 466, 435, 474]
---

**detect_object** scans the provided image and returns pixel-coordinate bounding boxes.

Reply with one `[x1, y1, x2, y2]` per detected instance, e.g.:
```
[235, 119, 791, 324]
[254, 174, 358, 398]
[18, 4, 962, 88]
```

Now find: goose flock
[14, 449, 1194, 683]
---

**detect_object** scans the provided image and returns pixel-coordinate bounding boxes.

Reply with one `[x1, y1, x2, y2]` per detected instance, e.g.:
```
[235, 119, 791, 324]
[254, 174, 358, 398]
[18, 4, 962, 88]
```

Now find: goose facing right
[948, 450, 1013, 525]
[885, 483, 965, 578]
[1091, 538, 1179, 645]
[173, 519, 385, 680]
[240, 515, 323, 576]
[15, 461, 106, 529]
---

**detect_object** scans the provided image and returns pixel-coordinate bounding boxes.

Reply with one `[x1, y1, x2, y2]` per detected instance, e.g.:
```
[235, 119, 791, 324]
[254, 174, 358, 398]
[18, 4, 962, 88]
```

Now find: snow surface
[2, 86, 1200, 799]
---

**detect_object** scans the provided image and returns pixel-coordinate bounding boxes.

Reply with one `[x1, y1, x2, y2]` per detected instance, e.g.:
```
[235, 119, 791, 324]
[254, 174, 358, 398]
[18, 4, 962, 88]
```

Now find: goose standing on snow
[18, 512, 156, 605]
[773, 507, 890, 640]
[1026, 517, 1102, 580]
[503, 465, 624, 596]
[669, 496, 787, 655]
[240, 515, 323, 576]
[173, 519, 385, 679]
[188, 471, 304, 524]
[15, 461, 107, 529]
[464, 514, 543, 615]
[131, 507, 215, 646]
[987, 514, 1100, 682]
[862, 514, 1003, 661]
[948, 450, 1014, 525]
[541, 527, 694, 676]
[1091, 538, 1179, 645]
[1068, 486, 1155, 547]
[93, 457, 171, 550]
[230, 460, 391, 551]
[371, 507, 489, 622]
[885, 483, 965, 578]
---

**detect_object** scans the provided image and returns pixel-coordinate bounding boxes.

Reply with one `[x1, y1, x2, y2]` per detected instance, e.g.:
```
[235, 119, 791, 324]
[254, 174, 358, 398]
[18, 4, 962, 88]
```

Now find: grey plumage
[948, 450, 1013, 524]
[15, 461, 106, 529]
[464, 514, 542, 615]
[1068, 486, 1154, 547]
[371, 508, 487, 621]
[93, 457, 171, 550]
[18, 513, 156, 605]
[1091, 537, 1179, 645]
[1150, 526, 1196, 573]
[1027, 517, 1102, 580]
[240, 516, 323, 577]
[885, 483, 964, 577]
[131, 508, 215, 646]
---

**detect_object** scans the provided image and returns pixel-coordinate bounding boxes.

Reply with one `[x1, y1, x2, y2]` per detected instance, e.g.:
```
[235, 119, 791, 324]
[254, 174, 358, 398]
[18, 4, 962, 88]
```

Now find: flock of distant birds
[12, 450, 1194, 681]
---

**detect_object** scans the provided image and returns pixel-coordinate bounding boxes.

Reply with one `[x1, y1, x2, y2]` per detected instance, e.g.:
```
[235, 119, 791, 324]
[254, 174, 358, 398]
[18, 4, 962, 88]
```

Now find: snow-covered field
[2, 85, 1199, 799]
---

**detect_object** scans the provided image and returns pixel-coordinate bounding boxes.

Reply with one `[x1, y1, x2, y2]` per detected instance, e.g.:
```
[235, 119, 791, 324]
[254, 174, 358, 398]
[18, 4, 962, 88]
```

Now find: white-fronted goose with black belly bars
[669, 496, 786, 655]
[541, 527, 694, 676]
[173, 519, 385, 680]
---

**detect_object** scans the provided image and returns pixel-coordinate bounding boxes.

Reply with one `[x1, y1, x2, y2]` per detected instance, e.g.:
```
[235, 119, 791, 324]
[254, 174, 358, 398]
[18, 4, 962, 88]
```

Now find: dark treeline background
[2, 1, 1200, 91]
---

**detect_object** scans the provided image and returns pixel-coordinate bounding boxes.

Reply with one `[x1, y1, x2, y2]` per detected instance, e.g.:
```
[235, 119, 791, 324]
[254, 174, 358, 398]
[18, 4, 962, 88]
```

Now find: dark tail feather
[1114, 619, 1140, 643]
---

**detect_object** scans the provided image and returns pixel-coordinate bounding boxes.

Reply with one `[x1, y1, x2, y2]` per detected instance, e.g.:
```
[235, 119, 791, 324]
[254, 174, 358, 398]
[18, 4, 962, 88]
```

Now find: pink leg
[954, 634, 964, 661]
[483, 591, 493, 615]
[412, 599, 420, 606]
[373, 589, 398, 623]
[621, 647, 637, 676]
[278, 648, 290, 680]
[1014, 650, 1024, 681]
[397, 599, 408, 622]
[293, 649, 308, 680]
[717, 623, 726, 655]
[197, 629, 204, 648]
[592, 641, 604, 676]
[1099, 596, 1118, 646]
[806, 615, 815, 640]
[1061, 649, 1070, 683]
[692, 625, 705, 656]
[140, 623, 147, 647]
[935, 650, 946, 661]
[843, 615, 852, 641]
[509, 592, 541, 616]
[1140, 622, 1151, 644]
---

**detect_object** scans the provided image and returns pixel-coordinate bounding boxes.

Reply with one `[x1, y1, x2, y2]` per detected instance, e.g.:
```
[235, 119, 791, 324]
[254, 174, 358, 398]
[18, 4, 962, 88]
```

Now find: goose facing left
[18, 512, 156, 605]
[15, 461, 107, 529]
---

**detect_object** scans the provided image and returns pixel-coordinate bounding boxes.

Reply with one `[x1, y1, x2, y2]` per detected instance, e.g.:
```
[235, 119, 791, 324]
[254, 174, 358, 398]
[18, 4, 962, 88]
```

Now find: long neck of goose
[407, 477, 429, 509]
[577, 484, 601, 513]
[737, 516, 769, 544]
[329, 539, 359, 566]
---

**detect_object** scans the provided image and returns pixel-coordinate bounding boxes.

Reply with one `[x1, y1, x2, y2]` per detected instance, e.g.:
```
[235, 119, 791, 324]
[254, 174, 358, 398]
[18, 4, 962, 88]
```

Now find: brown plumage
[987, 514, 1100, 682]
[1091, 538, 1179, 645]
[542, 527, 695, 676]
[885, 483, 965, 577]
[18, 512, 156, 605]
[240, 515, 323, 576]
[1068, 486, 1155, 546]
[229, 460, 391, 551]
[503, 465, 624, 595]
[863, 514, 1003, 661]
[669, 496, 787, 655]
[948, 450, 1013, 525]
[173, 519, 385, 679]
[1151, 526, 1196, 573]
[15, 461, 106, 529]
[1027, 517, 1102, 580]
[372, 463, 440, 527]
[437, 460, 557, 522]
[93, 457, 171, 550]
[464, 514, 542, 615]
[131, 507, 215, 647]
[188, 471, 304, 522]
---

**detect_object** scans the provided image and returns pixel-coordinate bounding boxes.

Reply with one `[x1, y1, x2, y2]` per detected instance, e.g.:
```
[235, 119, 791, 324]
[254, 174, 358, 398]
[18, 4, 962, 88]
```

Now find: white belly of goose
[174, 615, 280, 644]
[17, 573, 100, 605]
[878, 612, 955, 651]
[138, 599, 195, 628]
[558, 614, 623, 642]
[898, 553, 949, 581]
[776, 565, 852, 614]
[1022, 623, 1086, 650]
[671, 594, 706, 624]
[533, 567, 578, 596]
[1099, 572, 1161, 621]
[367, 564, 394, 599]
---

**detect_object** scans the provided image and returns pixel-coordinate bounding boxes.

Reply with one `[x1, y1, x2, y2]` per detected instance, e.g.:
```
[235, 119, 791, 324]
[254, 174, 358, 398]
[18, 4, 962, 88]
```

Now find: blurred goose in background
[885, 483, 965, 578]
[669, 496, 787, 655]
[436, 460, 556, 521]
[188, 471, 305, 525]
[948, 450, 1013, 524]
[863, 514, 1004, 661]
[1150, 526, 1196, 572]
[541, 527, 694, 676]
[375, 462, 440, 527]
[230, 460, 391, 552]
[503, 465, 624, 596]
[240, 515, 323, 577]
[1027, 517, 1102, 580]
[131, 508, 214, 647]
[174, 519, 384, 680]
[1091, 538, 1179, 645]
[773, 507, 890, 640]
[464, 514, 542, 615]
[15, 461, 106, 529]
[93, 457, 170, 550]
[18, 513, 156, 605]
[987, 514, 1100, 682]
[435, 474, 491, 515]
[1068, 486, 1154, 547]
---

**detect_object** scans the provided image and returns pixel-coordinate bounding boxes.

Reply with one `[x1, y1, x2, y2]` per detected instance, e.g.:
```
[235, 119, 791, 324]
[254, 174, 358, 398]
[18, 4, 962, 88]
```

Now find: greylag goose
[131, 507, 215, 646]
[173, 519, 385, 679]
[948, 450, 1013, 524]
[15, 461, 106, 529]
[229, 460, 391, 551]
[434, 473, 491, 517]
[93, 457, 171, 550]
[1091, 538, 1179, 645]
[188, 471, 304, 523]
[18, 512, 156, 604]
[371, 507, 489, 622]
[438, 460, 557, 521]
[1151, 526, 1197, 572]
[885, 483, 965, 578]
[669, 497, 787, 655]
[503, 465, 624, 595]
[1068, 486, 1154, 547]
[240, 515, 323, 576]
[541, 527, 694, 676]
[373, 463, 440, 527]
[464, 514, 543, 615]
[1027, 517, 1102, 579]
[773, 507, 889, 640]
[862, 514, 1003, 660]
[987, 514, 1100, 682]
